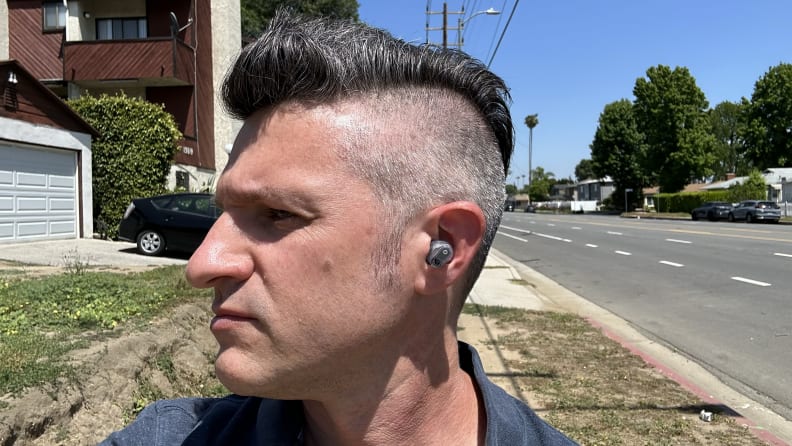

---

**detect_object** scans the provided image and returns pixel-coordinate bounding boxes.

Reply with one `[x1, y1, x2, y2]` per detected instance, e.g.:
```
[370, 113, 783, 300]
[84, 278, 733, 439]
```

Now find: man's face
[185, 105, 418, 399]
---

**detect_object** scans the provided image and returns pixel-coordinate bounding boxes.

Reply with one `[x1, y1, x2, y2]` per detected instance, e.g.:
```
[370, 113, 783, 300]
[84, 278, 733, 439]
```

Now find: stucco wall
[210, 0, 241, 175]
[0, 1, 9, 59]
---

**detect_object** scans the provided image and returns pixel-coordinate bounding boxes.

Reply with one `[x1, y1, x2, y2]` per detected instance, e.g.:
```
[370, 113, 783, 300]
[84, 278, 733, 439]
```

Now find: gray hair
[222, 10, 514, 303]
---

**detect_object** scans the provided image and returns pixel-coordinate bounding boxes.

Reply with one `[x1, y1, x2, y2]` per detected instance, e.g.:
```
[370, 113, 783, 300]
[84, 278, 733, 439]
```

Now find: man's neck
[301, 339, 486, 446]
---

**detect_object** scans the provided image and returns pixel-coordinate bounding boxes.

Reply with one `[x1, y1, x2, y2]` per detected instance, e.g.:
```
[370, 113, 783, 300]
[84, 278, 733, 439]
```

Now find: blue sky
[358, 1, 792, 185]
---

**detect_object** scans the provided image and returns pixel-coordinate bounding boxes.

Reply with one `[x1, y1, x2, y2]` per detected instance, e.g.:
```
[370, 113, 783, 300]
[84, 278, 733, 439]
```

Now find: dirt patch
[0, 302, 218, 446]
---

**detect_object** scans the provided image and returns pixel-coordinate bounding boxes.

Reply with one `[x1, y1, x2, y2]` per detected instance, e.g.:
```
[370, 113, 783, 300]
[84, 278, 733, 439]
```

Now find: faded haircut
[222, 10, 514, 306]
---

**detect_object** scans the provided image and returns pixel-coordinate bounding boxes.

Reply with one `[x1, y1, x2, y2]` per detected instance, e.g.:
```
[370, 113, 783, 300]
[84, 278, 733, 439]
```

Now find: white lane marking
[535, 232, 573, 243]
[731, 277, 772, 287]
[659, 260, 684, 268]
[615, 250, 631, 256]
[547, 223, 556, 227]
[585, 244, 598, 248]
[499, 225, 531, 234]
[607, 231, 623, 235]
[500, 225, 572, 243]
[498, 232, 528, 242]
[666, 238, 692, 244]
[571, 226, 582, 230]
[774, 252, 792, 258]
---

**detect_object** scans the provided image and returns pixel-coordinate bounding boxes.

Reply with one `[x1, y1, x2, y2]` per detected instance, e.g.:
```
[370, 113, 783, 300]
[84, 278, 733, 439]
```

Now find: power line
[487, 0, 519, 68]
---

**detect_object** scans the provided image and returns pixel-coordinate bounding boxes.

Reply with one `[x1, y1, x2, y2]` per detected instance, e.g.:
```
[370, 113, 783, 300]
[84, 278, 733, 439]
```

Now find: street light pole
[457, 8, 500, 49]
[426, 4, 499, 50]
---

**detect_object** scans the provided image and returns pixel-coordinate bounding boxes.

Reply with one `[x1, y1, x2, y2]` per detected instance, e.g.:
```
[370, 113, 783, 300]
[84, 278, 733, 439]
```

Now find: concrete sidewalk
[465, 248, 792, 446]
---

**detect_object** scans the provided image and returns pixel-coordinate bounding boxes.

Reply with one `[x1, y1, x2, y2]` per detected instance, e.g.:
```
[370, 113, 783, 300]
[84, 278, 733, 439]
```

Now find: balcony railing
[63, 38, 194, 86]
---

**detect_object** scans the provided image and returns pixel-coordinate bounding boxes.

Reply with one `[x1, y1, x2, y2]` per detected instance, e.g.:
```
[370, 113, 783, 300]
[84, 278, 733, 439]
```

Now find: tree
[709, 101, 747, 178]
[727, 169, 767, 202]
[574, 158, 596, 181]
[69, 94, 181, 238]
[741, 63, 792, 169]
[589, 99, 646, 210]
[505, 184, 518, 195]
[527, 166, 554, 202]
[524, 114, 539, 198]
[241, 0, 359, 40]
[633, 65, 716, 192]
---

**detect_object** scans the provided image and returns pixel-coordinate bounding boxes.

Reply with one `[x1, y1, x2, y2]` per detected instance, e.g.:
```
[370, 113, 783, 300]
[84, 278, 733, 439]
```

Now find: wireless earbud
[426, 240, 454, 268]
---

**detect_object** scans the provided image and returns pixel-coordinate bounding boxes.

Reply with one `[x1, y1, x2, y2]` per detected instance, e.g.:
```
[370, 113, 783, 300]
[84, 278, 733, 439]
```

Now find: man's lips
[210, 311, 256, 331]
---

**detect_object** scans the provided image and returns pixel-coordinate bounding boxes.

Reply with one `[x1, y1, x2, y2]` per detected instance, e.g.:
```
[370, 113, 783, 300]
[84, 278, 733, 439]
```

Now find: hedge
[68, 93, 181, 239]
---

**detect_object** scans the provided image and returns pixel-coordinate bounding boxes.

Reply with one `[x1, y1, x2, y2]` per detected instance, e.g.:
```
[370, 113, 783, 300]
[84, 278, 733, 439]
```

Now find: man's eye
[268, 209, 295, 221]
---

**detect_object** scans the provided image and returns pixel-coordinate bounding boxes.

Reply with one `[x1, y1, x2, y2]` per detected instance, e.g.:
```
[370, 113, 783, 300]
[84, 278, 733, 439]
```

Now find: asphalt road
[493, 212, 792, 421]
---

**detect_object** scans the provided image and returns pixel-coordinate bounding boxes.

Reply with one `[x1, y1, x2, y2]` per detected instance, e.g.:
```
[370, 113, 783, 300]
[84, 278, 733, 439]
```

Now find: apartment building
[3, 0, 241, 190]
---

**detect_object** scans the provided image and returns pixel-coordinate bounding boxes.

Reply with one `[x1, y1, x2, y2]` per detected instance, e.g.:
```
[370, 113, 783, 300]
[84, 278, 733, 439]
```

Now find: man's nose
[186, 213, 253, 288]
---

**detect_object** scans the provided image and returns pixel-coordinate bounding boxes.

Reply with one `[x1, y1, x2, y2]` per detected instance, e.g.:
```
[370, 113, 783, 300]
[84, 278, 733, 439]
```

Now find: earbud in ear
[426, 240, 454, 268]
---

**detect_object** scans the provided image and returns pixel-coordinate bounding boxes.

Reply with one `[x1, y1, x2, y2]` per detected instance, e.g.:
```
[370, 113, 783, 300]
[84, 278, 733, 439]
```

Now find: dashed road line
[731, 277, 772, 287]
[607, 231, 623, 235]
[774, 252, 792, 258]
[666, 238, 692, 244]
[585, 244, 598, 248]
[498, 232, 528, 242]
[571, 226, 582, 230]
[615, 250, 632, 256]
[659, 260, 684, 268]
[547, 223, 556, 227]
[535, 232, 572, 243]
[500, 225, 531, 234]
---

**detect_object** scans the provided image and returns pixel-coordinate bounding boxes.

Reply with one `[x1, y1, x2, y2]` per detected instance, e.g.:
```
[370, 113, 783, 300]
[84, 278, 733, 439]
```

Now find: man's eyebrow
[214, 185, 308, 208]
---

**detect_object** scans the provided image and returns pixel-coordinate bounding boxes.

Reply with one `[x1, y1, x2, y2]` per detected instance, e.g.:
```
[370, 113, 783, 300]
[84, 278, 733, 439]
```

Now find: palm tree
[524, 114, 539, 201]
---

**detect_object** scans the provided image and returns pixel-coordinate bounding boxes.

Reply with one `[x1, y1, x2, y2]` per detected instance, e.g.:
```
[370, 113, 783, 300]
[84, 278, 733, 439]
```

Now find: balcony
[63, 38, 195, 87]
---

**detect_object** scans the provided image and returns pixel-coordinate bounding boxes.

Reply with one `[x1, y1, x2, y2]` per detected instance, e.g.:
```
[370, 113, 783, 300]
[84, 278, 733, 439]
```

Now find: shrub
[68, 93, 181, 239]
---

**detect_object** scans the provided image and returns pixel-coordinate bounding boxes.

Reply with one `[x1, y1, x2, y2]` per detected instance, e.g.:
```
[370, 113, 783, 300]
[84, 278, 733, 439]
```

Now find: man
[102, 10, 577, 446]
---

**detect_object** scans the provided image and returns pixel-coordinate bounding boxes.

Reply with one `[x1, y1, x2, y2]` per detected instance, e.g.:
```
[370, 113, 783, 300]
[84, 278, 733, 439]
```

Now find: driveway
[0, 238, 188, 268]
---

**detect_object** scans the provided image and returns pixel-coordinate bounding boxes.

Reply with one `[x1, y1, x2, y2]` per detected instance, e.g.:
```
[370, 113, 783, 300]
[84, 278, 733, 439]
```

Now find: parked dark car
[727, 200, 781, 223]
[690, 201, 733, 221]
[524, 204, 536, 213]
[118, 193, 221, 256]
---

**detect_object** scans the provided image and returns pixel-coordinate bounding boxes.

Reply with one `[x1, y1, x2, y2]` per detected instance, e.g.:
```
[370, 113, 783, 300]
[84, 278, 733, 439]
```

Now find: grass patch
[461, 303, 766, 445]
[0, 265, 211, 395]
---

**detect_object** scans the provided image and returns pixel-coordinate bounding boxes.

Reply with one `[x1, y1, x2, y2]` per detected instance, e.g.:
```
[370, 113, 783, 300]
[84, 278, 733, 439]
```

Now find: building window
[175, 171, 190, 191]
[43, 1, 67, 31]
[96, 18, 148, 40]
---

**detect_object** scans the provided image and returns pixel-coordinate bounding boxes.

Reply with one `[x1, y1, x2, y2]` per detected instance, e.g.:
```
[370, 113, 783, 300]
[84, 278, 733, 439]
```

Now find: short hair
[222, 10, 514, 306]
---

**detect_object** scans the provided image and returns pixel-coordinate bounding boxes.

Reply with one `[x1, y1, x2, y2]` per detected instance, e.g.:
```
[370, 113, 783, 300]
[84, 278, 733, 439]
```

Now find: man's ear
[415, 201, 486, 295]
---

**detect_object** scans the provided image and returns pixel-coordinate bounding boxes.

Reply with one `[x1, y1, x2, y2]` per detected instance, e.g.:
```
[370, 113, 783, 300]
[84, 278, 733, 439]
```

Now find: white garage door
[0, 143, 78, 242]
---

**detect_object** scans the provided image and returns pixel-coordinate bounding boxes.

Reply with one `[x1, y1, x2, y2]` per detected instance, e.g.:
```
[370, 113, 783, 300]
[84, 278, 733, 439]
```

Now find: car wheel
[137, 229, 165, 256]
[691, 212, 698, 221]
[728, 213, 735, 222]
[746, 213, 753, 223]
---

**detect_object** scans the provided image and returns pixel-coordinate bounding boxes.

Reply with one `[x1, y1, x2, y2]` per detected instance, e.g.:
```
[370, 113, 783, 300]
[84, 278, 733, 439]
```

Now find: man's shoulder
[100, 395, 303, 446]
[459, 342, 578, 445]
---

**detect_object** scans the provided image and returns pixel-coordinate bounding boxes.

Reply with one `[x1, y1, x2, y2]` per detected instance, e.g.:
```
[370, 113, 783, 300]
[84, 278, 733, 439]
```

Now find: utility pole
[426, 2, 464, 49]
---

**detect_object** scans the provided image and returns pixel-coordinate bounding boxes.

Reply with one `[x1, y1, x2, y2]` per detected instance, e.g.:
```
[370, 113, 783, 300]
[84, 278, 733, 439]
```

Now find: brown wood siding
[7, 0, 64, 81]
[0, 62, 95, 134]
[147, 0, 193, 44]
[173, 138, 198, 165]
[146, 85, 195, 139]
[195, 0, 215, 170]
[63, 39, 194, 84]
